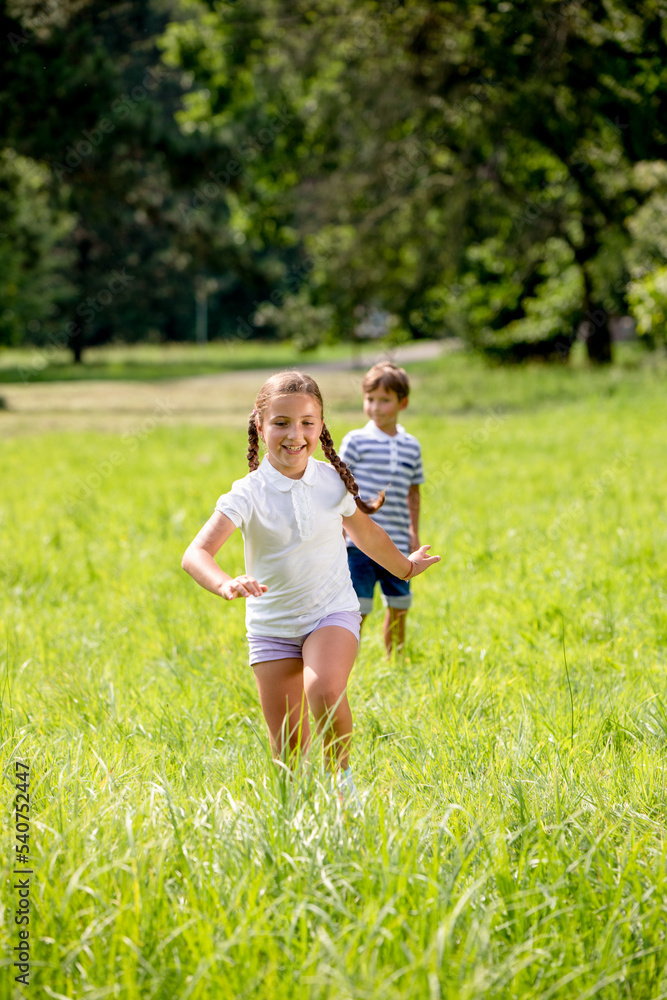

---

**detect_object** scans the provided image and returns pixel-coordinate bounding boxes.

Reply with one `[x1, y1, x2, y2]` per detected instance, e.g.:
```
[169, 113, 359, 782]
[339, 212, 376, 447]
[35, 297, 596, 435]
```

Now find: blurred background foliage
[1, 0, 667, 364]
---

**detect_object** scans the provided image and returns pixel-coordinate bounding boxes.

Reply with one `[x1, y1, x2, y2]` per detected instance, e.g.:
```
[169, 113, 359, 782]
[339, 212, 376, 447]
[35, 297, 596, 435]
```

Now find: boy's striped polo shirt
[339, 421, 424, 556]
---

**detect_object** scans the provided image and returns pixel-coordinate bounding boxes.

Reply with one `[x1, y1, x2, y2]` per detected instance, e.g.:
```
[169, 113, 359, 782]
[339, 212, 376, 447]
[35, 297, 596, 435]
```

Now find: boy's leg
[379, 569, 412, 657]
[301, 625, 358, 771]
[347, 546, 377, 631]
[383, 607, 408, 656]
[253, 657, 310, 763]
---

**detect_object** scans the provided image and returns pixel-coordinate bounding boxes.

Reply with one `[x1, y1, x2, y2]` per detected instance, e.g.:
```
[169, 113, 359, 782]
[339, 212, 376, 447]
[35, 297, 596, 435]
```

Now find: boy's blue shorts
[347, 546, 412, 615]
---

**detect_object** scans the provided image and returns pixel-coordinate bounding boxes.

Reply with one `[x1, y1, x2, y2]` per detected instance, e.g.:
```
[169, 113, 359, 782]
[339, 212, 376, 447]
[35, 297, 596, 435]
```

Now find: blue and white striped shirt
[339, 421, 424, 555]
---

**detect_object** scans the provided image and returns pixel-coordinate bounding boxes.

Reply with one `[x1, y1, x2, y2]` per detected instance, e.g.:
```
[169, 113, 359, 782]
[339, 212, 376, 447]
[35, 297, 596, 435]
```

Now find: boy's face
[363, 384, 408, 432]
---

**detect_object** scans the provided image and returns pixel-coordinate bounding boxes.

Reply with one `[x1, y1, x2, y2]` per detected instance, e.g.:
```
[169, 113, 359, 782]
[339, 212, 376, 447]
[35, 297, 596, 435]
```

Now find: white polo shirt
[215, 456, 359, 637]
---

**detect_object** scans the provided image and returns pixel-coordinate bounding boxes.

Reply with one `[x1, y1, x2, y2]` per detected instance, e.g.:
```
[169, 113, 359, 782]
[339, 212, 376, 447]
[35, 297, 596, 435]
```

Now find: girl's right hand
[220, 576, 269, 600]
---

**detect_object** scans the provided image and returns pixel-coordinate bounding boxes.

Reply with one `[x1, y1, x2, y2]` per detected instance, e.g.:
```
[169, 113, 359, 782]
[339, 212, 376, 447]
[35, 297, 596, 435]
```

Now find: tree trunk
[70, 323, 85, 364]
[583, 303, 613, 365]
[567, 208, 613, 365]
[70, 236, 92, 364]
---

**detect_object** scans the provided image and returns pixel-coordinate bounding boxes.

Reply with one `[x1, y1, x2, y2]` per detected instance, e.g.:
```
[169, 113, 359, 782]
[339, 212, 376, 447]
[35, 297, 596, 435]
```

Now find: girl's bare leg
[253, 657, 310, 764]
[301, 626, 358, 771]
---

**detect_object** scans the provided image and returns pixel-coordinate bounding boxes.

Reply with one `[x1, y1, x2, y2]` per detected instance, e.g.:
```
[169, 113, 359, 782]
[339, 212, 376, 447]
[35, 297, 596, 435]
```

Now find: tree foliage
[0, 0, 291, 360]
[164, 0, 667, 362]
[0, 149, 75, 347]
[1, 0, 667, 362]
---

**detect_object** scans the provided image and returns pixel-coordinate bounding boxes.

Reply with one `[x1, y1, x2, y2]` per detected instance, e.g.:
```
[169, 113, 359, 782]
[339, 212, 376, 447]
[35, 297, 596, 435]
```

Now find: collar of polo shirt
[363, 420, 407, 439]
[258, 454, 318, 491]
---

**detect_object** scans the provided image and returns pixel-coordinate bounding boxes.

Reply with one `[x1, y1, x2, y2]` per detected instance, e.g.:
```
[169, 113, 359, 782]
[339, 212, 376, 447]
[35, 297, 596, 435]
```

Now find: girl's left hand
[407, 544, 441, 578]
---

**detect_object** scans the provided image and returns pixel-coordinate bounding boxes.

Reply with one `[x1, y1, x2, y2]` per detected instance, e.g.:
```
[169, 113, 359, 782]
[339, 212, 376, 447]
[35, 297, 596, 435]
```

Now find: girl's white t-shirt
[215, 456, 359, 637]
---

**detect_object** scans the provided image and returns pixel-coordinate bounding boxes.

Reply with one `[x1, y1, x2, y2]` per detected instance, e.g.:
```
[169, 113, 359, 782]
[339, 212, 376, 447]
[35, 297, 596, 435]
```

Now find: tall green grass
[1, 355, 666, 998]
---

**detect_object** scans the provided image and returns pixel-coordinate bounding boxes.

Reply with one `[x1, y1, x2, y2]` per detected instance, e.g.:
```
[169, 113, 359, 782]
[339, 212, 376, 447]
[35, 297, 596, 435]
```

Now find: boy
[340, 362, 424, 655]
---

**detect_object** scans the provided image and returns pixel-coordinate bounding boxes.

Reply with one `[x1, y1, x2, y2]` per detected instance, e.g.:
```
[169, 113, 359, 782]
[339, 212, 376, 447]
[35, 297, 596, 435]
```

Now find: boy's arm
[342, 508, 439, 579]
[407, 484, 420, 551]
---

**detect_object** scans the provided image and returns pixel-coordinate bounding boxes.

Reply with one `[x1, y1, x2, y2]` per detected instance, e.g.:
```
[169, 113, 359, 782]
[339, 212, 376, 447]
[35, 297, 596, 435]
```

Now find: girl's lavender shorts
[247, 611, 362, 666]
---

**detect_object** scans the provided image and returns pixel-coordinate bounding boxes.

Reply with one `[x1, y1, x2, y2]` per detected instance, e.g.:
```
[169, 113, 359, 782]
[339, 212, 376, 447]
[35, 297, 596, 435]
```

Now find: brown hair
[362, 361, 410, 401]
[247, 370, 384, 514]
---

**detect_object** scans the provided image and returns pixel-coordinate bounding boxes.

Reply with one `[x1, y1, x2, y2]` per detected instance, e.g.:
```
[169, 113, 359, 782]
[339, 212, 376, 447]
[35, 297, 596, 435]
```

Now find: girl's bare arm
[407, 484, 420, 550]
[181, 511, 268, 600]
[342, 508, 440, 579]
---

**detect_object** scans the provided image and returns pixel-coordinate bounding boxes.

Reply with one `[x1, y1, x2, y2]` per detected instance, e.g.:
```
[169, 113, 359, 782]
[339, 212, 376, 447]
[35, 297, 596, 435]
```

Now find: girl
[181, 371, 440, 789]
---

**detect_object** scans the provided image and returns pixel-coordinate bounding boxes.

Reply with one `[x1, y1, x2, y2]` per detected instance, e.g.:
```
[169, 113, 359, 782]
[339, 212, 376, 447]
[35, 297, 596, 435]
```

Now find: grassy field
[1, 349, 666, 999]
[0, 338, 369, 384]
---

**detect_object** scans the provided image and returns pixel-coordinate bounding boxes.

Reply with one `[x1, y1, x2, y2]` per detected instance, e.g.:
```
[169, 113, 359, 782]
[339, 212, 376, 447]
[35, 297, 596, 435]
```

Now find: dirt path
[0, 340, 452, 437]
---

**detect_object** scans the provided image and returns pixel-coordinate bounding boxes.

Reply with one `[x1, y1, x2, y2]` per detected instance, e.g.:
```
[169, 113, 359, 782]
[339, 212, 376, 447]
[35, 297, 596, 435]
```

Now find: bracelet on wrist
[402, 559, 415, 581]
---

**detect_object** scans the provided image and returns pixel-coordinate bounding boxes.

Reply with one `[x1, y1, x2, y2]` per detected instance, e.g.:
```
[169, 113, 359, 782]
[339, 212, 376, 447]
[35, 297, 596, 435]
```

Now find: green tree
[163, 0, 667, 363]
[407, 0, 667, 363]
[0, 0, 291, 361]
[0, 149, 75, 349]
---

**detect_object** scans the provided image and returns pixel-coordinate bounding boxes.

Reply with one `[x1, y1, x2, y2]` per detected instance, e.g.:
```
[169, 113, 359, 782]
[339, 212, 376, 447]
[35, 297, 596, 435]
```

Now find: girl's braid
[319, 423, 385, 515]
[247, 412, 260, 471]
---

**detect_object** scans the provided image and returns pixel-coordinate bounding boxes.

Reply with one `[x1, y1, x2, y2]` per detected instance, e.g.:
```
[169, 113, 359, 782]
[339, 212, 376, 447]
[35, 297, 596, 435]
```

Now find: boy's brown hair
[362, 362, 410, 401]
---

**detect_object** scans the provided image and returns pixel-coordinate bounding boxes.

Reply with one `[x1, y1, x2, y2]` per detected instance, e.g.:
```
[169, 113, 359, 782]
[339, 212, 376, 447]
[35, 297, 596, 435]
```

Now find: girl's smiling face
[258, 393, 323, 479]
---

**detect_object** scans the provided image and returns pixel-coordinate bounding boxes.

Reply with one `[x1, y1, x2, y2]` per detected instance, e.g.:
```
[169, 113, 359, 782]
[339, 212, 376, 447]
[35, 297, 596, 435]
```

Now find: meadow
[1, 346, 666, 999]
